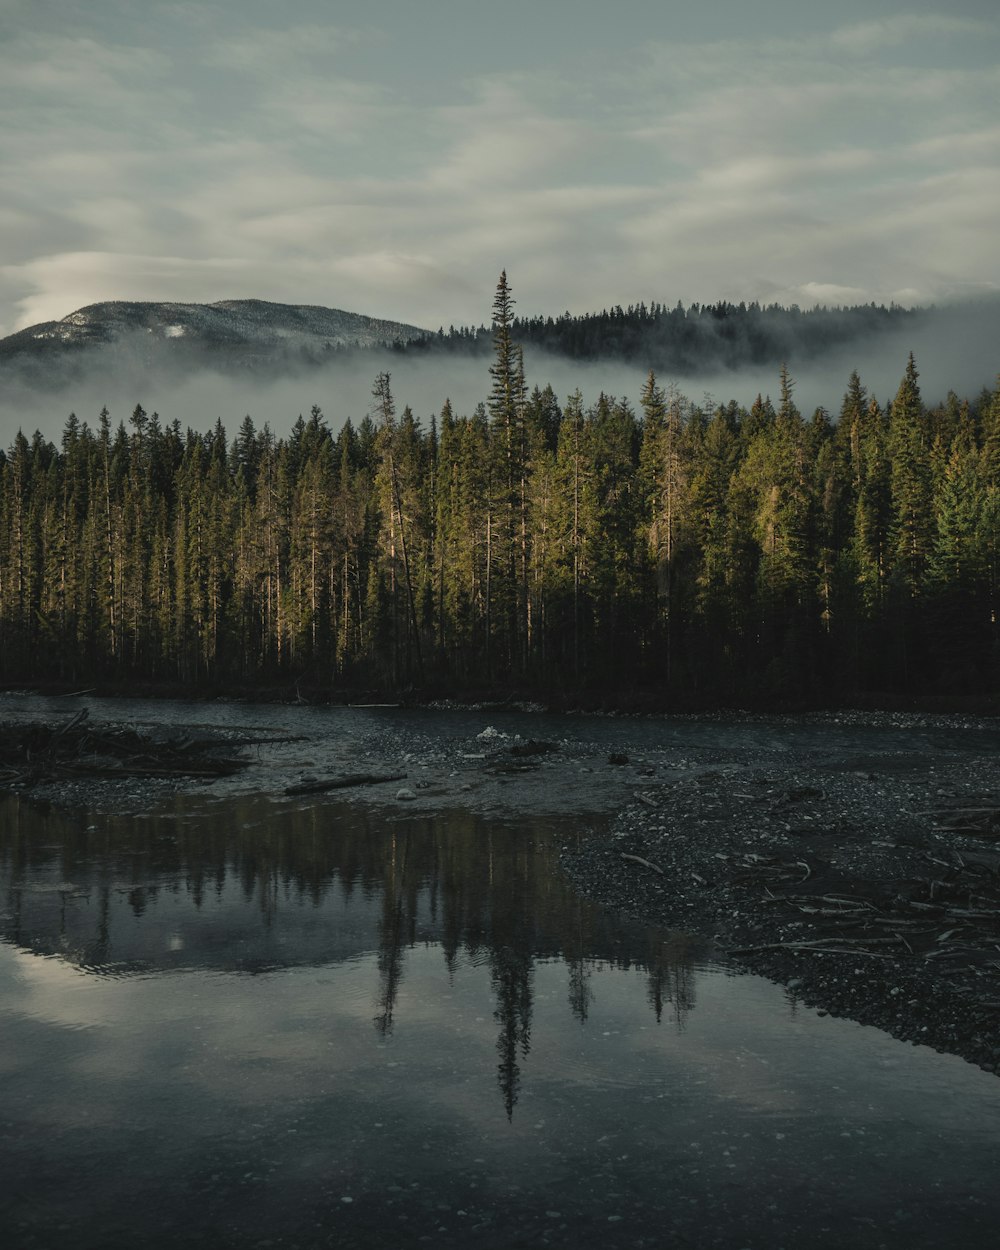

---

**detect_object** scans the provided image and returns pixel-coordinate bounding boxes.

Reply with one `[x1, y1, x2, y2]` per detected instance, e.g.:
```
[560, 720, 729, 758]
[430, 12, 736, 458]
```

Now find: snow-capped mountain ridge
[0, 298, 428, 397]
[4, 298, 425, 355]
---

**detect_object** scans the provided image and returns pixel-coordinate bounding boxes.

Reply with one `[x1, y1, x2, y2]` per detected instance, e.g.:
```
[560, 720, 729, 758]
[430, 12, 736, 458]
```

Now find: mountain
[3, 292, 996, 418]
[0, 298, 427, 391]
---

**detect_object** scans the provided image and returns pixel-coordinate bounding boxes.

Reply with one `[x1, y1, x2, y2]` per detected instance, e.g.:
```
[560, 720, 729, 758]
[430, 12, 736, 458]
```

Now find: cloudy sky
[1, 0, 998, 339]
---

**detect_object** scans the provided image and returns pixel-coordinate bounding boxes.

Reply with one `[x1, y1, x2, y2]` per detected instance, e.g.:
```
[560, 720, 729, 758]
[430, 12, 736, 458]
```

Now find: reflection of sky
[4, 710, 1000, 1244]
[4, 936, 1000, 1248]
[3, 938, 996, 1135]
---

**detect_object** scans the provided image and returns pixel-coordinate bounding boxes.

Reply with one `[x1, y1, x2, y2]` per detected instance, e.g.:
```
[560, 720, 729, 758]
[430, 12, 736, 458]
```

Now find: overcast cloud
[0, 1, 997, 363]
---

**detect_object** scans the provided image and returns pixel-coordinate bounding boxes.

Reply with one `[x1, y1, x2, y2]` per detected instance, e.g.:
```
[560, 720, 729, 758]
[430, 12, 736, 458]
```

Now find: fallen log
[931, 826, 998, 835]
[620, 852, 665, 876]
[220, 734, 309, 748]
[54, 708, 89, 737]
[922, 806, 1000, 815]
[285, 771, 407, 796]
[729, 942, 895, 959]
[793, 904, 876, 917]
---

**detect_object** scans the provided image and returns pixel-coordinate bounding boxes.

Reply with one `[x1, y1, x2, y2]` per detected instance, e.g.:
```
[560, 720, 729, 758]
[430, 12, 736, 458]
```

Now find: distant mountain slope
[4, 292, 988, 411]
[404, 299, 926, 374]
[0, 298, 427, 390]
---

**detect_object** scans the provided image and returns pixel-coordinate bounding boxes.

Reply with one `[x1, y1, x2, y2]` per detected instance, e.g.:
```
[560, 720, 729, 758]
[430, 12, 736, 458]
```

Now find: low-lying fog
[2, 300, 997, 447]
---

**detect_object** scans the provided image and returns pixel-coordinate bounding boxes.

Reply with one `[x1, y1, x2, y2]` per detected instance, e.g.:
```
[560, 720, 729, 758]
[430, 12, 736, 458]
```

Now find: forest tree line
[404, 295, 919, 373]
[0, 273, 997, 705]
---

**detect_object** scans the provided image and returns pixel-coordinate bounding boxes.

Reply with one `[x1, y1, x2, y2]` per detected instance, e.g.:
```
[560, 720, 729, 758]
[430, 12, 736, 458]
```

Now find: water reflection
[4, 791, 1000, 1248]
[0, 793, 701, 1119]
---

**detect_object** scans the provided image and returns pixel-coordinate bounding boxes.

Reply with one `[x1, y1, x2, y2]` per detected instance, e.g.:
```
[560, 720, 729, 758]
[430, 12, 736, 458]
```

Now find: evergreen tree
[486, 270, 530, 674]
[888, 354, 933, 593]
[886, 354, 932, 687]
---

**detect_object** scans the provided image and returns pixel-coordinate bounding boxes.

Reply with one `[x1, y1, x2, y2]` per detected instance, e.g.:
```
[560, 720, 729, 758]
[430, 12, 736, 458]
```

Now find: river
[2, 695, 1000, 1248]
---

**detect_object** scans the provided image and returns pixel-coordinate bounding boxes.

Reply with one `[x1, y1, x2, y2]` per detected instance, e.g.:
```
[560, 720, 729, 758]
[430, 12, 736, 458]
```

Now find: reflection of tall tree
[373, 829, 410, 1037]
[437, 815, 495, 974]
[645, 930, 697, 1028]
[567, 957, 593, 1024]
[565, 900, 595, 1024]
[491, 945, 533, 1120]
[486, 831, 540, 1119]
[86, 883, 111, 969]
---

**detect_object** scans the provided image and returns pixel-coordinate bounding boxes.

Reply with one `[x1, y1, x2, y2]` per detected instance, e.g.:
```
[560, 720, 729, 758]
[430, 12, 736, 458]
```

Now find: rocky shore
[4, 697, 999, 1078]
[560, 742, 1000, 1077]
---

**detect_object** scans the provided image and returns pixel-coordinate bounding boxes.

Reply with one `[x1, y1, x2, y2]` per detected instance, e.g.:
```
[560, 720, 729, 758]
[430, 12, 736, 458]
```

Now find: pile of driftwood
[923, 795, 1000, 839]
[727, 843, 1000, 972]
[0, 709, 252, 788]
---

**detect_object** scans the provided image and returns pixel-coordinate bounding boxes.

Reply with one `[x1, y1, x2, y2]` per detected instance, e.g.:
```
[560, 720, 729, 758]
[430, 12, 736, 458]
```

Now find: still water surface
[2, 700, 1000, 1248]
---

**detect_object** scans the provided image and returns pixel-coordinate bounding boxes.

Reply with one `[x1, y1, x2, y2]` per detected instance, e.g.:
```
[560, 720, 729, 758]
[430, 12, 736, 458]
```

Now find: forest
[404, 295, 920, 373]
[0, 273, 997, 707]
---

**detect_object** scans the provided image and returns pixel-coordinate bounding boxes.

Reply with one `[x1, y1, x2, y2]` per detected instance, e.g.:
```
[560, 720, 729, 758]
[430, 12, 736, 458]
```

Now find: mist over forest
[0, 272, 999, 707]
[1, 296, 997, 447]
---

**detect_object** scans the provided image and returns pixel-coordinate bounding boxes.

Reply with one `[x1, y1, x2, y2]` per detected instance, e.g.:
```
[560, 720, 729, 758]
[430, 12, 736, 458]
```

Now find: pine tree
[372, 373, 424, 685]
[888, 354, 932, 593]
[487, 271, 530, 675]
[926, 426, 989, 689]
[553, 390, 591, 679]
[639, 372, 692, 685]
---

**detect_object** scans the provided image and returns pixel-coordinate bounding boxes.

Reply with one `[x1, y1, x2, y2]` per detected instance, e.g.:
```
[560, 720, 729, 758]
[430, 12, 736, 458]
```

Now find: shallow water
[3, 701, 1000, 1247]
[10, 691, 1000, 759]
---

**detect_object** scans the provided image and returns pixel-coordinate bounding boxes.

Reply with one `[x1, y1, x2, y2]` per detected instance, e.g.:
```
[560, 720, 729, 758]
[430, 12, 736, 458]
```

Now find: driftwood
[730, 941, 895, 959]
[726, 836, 1000, 969]
[54, 708, 89, 737]
[285, 771, 407, 796]
[620, 852, 665, 876]
[919, 797, 1000, 839]
[724, 853, 813, 885]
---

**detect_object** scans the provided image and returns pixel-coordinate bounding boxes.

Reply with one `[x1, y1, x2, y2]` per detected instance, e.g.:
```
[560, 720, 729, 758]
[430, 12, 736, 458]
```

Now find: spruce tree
[888, 353, 933, 593]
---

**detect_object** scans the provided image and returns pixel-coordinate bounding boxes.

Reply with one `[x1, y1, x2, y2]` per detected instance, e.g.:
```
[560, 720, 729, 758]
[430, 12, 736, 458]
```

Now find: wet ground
[560, 745, 1000, 1077]
[3, 695, 1000, 1246]
[5, 695, 1000, 1079]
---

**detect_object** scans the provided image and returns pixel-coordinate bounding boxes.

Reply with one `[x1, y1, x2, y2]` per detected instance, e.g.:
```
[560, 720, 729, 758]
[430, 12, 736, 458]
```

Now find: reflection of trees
[565, 899, 595, 1024]
[492, 946, 533, 1120]
[92, 885, 111, 968]
[485, 835, 538, 1118]
[567, 956, 594, 1023]
[0, 793, 708, 1117]
[374, 830, 411, 1037]
[645, 930, 697, 1029]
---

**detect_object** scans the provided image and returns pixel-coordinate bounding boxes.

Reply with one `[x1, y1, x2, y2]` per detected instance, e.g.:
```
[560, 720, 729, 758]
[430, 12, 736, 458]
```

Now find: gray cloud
[0, 0, 997, 379]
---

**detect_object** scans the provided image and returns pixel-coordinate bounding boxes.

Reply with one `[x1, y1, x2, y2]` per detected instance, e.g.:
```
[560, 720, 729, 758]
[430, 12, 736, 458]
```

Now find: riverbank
[560, 747, 1000, 1077]
[4, 694, 999, 1079]
[6, 677, 1000, 717]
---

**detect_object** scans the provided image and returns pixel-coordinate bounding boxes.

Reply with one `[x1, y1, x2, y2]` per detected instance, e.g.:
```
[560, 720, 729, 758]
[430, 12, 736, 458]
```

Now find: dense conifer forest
[1, 274, 997, 706]
[406, 296, 920, 373]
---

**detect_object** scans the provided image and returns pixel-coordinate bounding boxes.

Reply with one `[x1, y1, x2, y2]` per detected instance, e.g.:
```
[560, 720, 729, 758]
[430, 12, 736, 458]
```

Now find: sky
[2, 0, 999, 344]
